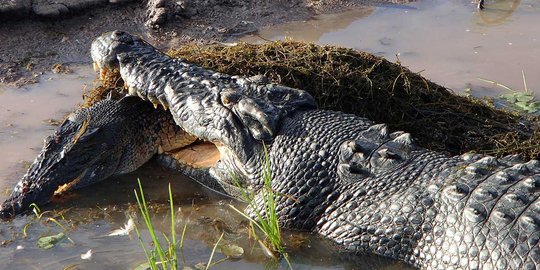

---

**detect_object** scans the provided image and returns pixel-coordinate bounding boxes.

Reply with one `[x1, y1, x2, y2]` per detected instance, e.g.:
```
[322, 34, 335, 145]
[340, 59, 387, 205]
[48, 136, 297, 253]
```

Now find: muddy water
[243, 0, 540, 97]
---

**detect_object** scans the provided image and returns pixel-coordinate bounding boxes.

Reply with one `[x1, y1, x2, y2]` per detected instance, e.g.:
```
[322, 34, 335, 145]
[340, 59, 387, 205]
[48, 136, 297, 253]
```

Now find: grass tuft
[230, 145, 292, 268]
[133, 179, 178, 270]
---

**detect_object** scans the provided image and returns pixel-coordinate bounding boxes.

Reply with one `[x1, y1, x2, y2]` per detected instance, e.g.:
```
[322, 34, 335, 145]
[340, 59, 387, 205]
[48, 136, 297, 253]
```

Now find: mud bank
[0, 0, 406, 86]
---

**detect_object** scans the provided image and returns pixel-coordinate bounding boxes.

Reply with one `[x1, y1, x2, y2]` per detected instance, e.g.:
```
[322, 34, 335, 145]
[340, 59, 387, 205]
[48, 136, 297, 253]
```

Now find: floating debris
[107, 217, 134, 236]
[80, 249, 93, 260]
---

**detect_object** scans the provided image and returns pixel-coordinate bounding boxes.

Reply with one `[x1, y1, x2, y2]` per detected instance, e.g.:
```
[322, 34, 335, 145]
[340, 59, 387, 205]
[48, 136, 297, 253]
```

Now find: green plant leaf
[516, 93, 534, 102]
[515, 101, 530, 109]
[36, 232, 65, 249]
[500, 93, 517, 103]
[219, 244, 244, 258]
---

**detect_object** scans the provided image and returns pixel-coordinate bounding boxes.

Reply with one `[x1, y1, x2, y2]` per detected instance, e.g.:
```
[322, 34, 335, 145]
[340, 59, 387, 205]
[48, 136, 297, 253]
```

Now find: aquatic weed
[479, 71, 540, 114]
[23, 203, 75, 249]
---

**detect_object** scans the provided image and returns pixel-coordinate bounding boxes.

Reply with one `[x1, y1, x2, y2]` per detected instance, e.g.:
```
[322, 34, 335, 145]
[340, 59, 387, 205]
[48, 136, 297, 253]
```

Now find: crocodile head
[91, 31, 317, 191]
[0, 97, 172, 219]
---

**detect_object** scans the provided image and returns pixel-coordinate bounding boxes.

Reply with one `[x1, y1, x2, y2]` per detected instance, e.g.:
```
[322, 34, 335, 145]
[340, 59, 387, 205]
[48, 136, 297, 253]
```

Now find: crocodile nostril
[111, 31, 134, 44]
[112, 30, 126, 37]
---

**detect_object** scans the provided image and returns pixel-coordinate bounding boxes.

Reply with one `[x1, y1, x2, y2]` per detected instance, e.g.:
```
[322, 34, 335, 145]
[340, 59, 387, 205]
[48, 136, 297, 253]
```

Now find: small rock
[145, 0, 192, 28]
[32, 3, 69, 18]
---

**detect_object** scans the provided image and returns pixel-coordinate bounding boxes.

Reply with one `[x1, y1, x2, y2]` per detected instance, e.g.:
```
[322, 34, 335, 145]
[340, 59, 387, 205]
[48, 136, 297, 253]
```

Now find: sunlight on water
[243, 0, 540, 97]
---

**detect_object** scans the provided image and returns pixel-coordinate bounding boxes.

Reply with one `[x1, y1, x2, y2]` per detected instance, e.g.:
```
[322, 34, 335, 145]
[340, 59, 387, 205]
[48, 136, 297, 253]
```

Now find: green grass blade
[206, 232, 224, 270]
[168, 183, 178, 269]
[180, 222, 188, 250]
[133, 215, 156, 270]
[135, 179, 167, 268]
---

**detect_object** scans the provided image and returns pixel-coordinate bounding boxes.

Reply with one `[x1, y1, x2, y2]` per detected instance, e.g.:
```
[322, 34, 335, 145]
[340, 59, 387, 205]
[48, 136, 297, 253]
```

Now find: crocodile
[2, 31, 540, 269]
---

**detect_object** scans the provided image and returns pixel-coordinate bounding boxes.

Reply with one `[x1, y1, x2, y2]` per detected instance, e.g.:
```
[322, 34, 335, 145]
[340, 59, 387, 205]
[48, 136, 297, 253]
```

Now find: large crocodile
[2, 31, 540, 269]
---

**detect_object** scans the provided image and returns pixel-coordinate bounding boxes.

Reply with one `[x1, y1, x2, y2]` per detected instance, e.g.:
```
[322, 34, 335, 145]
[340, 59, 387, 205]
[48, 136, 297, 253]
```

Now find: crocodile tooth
[137, 90, 146, 100]
[157, 93, 169, 111]
[93, 62, 99, 72]
[157, 145, 164, 154]
[146, 92, 160, 109]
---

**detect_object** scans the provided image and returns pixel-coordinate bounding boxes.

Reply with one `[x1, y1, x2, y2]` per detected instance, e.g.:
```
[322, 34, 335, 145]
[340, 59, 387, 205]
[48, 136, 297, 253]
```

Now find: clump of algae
[84, 40, 540, 159]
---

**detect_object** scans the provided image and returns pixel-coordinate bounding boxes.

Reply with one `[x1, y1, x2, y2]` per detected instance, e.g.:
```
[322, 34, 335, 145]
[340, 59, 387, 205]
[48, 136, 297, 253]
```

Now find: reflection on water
[242, 8, 376, 44]
[476, 0, 521, 25]
[243, 0, 540, 97]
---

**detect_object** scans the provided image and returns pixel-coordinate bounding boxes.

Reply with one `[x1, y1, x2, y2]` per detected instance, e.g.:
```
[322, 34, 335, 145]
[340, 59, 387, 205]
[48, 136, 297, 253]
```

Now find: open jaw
[91, 30, 317, 187]
[0, 30, 315, 219]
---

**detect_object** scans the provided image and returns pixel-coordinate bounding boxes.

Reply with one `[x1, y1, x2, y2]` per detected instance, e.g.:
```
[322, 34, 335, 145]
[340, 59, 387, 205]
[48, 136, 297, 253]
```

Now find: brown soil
[0, 0, 405, 86]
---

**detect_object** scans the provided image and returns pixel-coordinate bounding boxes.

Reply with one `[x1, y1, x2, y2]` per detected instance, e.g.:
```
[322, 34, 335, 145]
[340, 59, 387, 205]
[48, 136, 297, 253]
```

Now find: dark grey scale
[499, 154, 524, 165]
[264, 110, 372, 229]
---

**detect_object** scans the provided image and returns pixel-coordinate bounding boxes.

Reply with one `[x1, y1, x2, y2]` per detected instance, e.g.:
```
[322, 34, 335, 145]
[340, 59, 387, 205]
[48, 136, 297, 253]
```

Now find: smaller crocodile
[2, 31, 540, 270]
[0, 96, 190, 217]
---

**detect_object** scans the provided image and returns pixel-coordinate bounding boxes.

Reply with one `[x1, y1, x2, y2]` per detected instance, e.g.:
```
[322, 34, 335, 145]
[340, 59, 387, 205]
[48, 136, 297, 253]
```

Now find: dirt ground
[0, 0, 405, 86]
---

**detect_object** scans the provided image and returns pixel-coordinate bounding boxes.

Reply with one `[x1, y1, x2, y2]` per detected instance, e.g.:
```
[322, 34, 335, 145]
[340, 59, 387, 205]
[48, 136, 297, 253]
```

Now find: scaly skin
[2, 31, 540, 269]
[0, 96, 189, 218]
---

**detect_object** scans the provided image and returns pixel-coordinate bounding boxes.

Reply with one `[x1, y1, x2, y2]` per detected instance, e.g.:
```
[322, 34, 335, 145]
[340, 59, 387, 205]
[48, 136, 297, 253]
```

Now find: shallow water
[243, 0, 540, 97]
[0, 66, 96, 194]
[2, 0, 539, 269]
